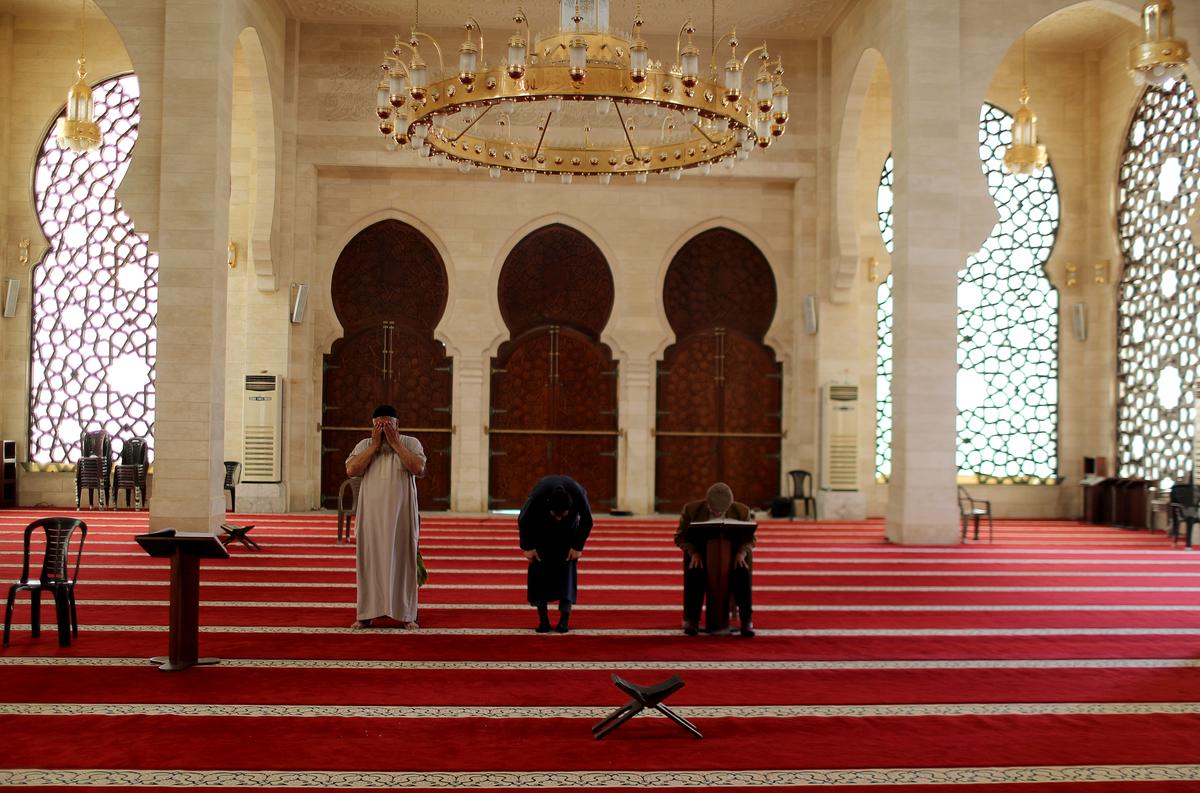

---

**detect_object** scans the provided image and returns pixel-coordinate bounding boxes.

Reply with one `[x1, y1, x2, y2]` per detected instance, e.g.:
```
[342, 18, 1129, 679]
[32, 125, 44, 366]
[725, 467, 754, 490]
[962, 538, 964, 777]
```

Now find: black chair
[223, 461, 242, 512]
[338, 477, 362, 544]
[75, 457, 106, 510]
[111, 437, 149, 509]
[4, 518, 87, 647]
[1169, 482, 1200, 548]
[787, 470, 816, 520]
[592, 674, 701, 740]
[958, 485, 994, 542]
[75, 430, 113, 510]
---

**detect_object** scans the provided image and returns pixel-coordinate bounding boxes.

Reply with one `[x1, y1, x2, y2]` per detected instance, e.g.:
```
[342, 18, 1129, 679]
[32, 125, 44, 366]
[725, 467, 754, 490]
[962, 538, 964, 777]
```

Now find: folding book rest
[591, 674, 702, 740]
[220, 523, 260, 551]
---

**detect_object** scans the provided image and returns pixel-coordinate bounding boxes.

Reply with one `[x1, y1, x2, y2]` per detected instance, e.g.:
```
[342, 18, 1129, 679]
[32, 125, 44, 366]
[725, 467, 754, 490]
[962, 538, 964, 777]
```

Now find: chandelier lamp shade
[1129, 0, 1190, 87]
[372, 0, 790, 182]
[1002, 35, 1047, 176]
[56, 0, 100, 152]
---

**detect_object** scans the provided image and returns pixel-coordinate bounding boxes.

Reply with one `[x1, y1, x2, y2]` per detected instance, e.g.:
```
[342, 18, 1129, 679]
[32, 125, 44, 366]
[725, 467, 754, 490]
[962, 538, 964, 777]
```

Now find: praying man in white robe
[346, 405, 426, 629]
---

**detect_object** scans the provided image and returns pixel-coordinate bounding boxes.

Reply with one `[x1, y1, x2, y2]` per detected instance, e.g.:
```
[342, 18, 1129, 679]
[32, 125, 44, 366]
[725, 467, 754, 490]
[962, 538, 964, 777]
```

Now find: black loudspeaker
[290, 283, 308, 324]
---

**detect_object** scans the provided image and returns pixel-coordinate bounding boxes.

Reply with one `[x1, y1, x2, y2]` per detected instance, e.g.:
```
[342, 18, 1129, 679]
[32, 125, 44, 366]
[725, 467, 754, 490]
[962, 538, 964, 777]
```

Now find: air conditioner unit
[820, 383, 859, 491]
[243, 374, 283, 483]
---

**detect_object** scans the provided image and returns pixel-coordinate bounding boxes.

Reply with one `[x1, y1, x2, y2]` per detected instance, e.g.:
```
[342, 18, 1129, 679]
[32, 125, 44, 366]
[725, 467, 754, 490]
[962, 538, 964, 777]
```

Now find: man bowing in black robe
[518, 475, 593, 633]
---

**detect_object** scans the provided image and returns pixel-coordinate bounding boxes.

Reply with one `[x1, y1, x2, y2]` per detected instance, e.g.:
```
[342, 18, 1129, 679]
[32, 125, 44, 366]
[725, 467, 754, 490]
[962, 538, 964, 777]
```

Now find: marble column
[148, 1, 235, 533]
[451, 356, 487, 512]
[618, 358, 654, 514]
[884, 0, 963, 544]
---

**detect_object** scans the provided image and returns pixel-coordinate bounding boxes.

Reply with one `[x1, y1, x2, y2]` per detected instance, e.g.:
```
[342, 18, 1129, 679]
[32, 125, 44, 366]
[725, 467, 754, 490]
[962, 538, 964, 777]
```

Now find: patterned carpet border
[4, 701, 1200, 719]
[3, 765, 1199, 787]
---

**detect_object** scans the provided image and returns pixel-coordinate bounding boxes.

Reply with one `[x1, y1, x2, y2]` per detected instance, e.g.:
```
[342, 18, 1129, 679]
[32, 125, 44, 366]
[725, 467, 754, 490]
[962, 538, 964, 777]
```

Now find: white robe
[350, 435, 425, 622]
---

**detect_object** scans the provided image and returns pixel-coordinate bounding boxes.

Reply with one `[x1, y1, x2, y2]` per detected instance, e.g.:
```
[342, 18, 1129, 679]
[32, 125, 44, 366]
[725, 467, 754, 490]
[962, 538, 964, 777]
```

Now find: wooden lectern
[135, 528, 228, 671]
[685, 518, 756, 634]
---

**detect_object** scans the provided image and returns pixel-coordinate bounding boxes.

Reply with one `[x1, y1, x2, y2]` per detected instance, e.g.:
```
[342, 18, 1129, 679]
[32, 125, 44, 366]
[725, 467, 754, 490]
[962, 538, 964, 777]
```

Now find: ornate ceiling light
[373, 0, 790, 182]
[1129, 0, 1190, 87]
[56, 0, 100, 152]
[1002, 34, 1047, 176]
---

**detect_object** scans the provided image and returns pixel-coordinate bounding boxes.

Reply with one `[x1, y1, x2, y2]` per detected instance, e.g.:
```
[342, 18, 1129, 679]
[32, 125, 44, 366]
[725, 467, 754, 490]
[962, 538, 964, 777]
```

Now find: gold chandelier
[1002, 34, 1046, 176]
[1129, 0, 1190, 87]
[373, 0, 790, 183]
[56, 0, 100, 152]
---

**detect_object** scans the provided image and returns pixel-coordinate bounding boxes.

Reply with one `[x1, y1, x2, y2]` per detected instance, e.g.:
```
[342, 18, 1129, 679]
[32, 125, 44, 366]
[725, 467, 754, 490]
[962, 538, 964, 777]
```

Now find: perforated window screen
[29, 74, 157, 464]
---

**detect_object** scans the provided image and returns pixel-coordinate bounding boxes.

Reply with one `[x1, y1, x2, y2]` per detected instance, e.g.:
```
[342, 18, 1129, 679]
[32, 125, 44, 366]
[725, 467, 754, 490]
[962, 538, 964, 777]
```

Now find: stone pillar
[618, 358, 654, 514]
[884, 0, 963, 544]
[149, 1, 234, 533]
[451, 356, 487, 512]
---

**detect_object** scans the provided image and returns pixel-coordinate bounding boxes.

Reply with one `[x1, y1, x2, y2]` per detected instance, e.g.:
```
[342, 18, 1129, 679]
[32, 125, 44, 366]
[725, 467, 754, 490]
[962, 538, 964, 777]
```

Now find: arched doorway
[488, 224, 618, 510]
[655, 228, 782, 513]
[320, 220, 452, 509]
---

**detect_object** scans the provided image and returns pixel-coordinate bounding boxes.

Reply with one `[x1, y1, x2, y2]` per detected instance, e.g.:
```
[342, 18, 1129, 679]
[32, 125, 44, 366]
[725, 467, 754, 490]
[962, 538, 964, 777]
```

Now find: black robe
[518, 475, 593, 604]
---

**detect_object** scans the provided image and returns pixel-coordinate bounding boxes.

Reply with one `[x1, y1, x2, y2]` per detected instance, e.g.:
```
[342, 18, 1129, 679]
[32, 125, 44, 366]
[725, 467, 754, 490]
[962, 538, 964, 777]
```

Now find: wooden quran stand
[135, 529, 229, 671]
[686, 518, 756, 634]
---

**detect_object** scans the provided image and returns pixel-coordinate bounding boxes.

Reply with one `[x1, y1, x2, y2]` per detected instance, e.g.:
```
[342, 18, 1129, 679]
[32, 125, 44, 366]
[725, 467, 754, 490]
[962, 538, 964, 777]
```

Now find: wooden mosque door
[655, 228, 783, 514]
[488, 225, 619, 511]
[320, 221, 452, 510]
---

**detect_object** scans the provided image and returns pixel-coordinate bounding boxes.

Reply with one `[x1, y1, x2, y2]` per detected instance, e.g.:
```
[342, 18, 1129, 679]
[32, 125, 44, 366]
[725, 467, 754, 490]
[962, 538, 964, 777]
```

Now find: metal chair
[3, 518, 87, 647]
[223, 461, 242, 512]
[787, 470, 816, 520]
[337, 477, 362, 543]
[957, 485, 994, 542]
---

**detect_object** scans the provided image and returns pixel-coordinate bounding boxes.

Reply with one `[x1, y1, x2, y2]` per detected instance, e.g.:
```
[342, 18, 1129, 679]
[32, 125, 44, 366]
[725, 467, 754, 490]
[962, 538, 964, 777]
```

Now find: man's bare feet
[350, 618, 373, 629]
[400, 621, 419, 630]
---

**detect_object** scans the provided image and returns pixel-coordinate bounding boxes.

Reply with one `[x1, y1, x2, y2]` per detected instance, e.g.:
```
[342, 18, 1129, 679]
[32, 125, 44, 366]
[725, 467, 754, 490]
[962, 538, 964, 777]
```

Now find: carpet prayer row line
[2, 510, 1199, 789]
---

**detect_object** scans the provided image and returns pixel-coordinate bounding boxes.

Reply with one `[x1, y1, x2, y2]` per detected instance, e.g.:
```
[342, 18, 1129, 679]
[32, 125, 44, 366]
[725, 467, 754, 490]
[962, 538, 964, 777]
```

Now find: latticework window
[875, 155, 894, 480]
[1117, 77, 1200, 485]
[29, 74, 157, 464]
[875, 103, 1060, 482]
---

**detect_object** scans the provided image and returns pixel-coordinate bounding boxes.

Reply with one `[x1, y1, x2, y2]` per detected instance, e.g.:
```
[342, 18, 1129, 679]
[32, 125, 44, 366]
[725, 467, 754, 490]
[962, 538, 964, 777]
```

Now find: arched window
[875, 102, 1060, 482]
[1117, 76, 1200, 484]
[29, 74, 157, 464]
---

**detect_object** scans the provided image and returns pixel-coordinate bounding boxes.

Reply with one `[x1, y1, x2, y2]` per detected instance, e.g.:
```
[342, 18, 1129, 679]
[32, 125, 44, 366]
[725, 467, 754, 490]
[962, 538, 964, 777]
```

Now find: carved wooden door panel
[655, 329, 781, 513]
[490, 223, 618, 512]
[655, 228, 782, 514]
[321, 324, 453, 510]
[720, 331, 783, 511]
[320, 220, 452, 510]
[552, 328, 618, 508]
[489, 326, 618, 510]
[655, 332, 721, 513]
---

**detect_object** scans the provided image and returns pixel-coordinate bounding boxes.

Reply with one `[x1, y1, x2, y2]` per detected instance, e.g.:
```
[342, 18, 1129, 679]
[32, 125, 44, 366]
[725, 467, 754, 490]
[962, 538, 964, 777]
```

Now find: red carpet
[2, 509, 1200, 789]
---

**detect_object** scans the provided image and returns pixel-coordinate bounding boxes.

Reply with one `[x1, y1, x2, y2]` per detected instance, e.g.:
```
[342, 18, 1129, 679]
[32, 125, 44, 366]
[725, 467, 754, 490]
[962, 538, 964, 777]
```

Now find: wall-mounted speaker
[290, 283, 308, 324]
[2, 278, 19, 318]
[803, 293, 819, 335]
[1072, 301, 1087, 342]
